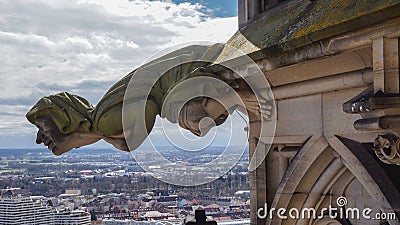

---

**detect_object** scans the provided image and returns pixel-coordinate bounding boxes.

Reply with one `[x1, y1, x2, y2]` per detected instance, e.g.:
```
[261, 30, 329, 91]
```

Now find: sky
[0, 0, 245, 150]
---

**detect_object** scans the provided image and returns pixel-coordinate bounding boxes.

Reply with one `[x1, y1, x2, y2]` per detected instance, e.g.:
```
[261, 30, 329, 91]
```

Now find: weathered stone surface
[226, 0, 400, 56]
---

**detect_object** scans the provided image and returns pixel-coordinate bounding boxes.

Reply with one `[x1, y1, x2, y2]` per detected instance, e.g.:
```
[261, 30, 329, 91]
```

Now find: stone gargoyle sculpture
[26, 44, 266, 155]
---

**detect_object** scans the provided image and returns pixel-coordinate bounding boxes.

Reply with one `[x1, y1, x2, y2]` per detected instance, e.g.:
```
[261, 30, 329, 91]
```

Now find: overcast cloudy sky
[0, 0, 246, 150]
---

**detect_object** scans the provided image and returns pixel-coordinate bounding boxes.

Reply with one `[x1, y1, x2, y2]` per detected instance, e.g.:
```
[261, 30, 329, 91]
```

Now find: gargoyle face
[34, 117, 72, 155]
[34, 116, 101, 155]
[179, 97, 229, 137]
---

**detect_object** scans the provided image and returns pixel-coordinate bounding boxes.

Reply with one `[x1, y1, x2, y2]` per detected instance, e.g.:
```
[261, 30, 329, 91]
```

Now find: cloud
[0, 0, 238, 148]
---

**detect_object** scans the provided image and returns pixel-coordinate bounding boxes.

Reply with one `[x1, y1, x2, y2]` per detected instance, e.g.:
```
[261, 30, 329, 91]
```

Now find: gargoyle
[26, 44, 267, 155]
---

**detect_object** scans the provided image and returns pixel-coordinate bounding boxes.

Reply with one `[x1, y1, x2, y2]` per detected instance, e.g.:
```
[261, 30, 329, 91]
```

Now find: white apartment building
[0, 196, 90, 225]
[54, 210, 91, 225]
[0, 197, 54, 224]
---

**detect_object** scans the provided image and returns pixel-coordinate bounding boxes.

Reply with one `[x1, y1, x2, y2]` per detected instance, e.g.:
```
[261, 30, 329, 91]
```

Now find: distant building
[102, 218, 182, 225]
[65, 189, 82, 196]
[1, 188, 31, 197]
[55, 210, 91, 225]
[155, 195, 178, 207]
[0, 196, 91, 225]
[0, 196, 54, 224]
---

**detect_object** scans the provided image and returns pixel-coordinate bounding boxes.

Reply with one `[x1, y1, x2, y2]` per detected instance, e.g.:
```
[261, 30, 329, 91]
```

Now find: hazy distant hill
[0, 145, 248, 157]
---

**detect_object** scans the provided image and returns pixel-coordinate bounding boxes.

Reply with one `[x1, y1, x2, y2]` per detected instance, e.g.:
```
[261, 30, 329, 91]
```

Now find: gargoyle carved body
[26, 44, 265, 155]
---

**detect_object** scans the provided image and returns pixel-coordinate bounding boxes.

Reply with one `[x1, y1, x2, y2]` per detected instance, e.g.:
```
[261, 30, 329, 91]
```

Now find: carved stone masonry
[373, 133, 400, 165]
[343, 37, 400, 165]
